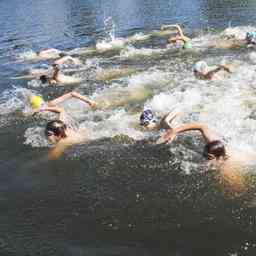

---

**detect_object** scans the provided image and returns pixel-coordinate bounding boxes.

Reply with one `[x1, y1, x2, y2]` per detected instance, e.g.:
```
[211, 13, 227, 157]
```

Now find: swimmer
[43, 113, 86, 160]
[158, 121, 256, 192]
[209, 31, 256, 50]
[37, 92, 96, 159]
[140, 109, 183, 139]
[39, 64, 82, 85]
[193, 61, 232, 80]
[161, 24, 192, 49]
[158, 122, 226, 158]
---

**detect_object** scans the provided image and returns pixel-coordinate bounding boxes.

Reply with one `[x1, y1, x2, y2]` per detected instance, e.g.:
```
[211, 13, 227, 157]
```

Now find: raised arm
[162, 110, 183, 127]
[47, 91, 97, 108]
[205, 65, 232, 80]
[161, 24, 184, 36]
[51, 64, 60, 81]
[157, 122, 219, 144]
[39, 106, 66, 122]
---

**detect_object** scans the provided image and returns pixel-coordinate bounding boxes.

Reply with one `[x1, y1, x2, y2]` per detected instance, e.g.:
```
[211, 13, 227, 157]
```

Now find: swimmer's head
[39, 75, 48, 84]
[193, 61, 208, 75]
[45, 120, 67, 143]
[140, 109, 157, 128]
[246, 32, 256, 43]
[52, 63, 59, 70]
[30, 95, 44, 109]
[203, 140, 226, 160]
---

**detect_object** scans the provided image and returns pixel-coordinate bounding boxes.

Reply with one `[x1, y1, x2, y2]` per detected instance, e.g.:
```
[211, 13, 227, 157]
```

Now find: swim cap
[183, 41, 192, 49]
[193, 61, 208, 73]
[246, 32, 256, 43]
[30, 95, 43, 109]
[140, 109, 156, 126]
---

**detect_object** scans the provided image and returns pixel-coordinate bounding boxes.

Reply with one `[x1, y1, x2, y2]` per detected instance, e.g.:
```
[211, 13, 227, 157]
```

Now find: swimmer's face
[142, 120, 157, 130]
[194, 70, 204, 77]
[45, 131, 62, 144]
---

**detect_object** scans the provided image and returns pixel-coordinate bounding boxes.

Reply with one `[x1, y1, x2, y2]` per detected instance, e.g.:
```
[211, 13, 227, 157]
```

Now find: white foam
[24, 126, 49, 147]
[17, 50, 38, 61]
[96, 38, 126, 52]
[120, 45, 164, 60]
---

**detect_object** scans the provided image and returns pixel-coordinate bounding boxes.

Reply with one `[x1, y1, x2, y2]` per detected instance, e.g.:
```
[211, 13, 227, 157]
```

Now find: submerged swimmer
[161, 24, 192, 49]
[39, 64, 82, 85]
[193, 61, 232, 80]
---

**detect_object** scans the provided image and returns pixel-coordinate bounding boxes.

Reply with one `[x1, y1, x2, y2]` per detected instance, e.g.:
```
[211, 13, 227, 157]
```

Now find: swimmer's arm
[205, 65, 231, 79]
[161, 24, 183, 35]
[157, 122, 217, 144]
[54, 56, 71, 65]
[51, 64, 60, 81]
[39, 106, 66, 122]
[48, 91, 97, 108]
[163, 110, 183, 126]
[54, 56, 81, 65]
[70, 91, 97, 108]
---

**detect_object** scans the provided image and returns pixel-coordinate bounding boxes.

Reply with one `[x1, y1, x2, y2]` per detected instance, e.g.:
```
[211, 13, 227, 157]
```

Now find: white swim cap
[193, 61, 208, 73]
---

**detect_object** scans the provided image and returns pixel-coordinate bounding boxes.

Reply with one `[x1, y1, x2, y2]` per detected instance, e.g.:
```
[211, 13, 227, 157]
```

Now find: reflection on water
[1, 0, 256, 255]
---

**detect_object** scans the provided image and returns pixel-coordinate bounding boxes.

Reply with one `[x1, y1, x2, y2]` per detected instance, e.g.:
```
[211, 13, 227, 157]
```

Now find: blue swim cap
[246, 32, 256, 42]
[140, 109, 156, 126]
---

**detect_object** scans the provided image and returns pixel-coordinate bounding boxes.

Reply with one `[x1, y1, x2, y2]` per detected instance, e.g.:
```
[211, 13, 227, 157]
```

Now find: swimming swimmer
[209, 30, 256, 50]
[43, 110, 87, 159]
[39, 64, 82, 85]
[157, 121, 255, 192]
[158, 122, 226, 158]
[37, 92, 96, 159]
[193, 61, 232, 80]
[161, 24, 192, 49]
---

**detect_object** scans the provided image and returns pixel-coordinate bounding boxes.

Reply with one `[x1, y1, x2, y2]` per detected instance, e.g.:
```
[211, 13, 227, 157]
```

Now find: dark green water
[1, 0, 256, 255]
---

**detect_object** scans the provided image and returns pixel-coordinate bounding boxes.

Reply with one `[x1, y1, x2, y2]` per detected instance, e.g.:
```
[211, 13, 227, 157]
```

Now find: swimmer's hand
[89, 101, 97, 109]
[156, 129, 177, 144]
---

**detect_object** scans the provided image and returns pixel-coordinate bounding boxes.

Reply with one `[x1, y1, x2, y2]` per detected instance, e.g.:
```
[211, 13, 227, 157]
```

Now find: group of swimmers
[25, 24, 256, 173]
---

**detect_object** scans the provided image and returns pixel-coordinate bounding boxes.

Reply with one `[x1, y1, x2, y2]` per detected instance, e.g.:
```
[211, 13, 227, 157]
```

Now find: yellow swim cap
[30, 95, 43, 109]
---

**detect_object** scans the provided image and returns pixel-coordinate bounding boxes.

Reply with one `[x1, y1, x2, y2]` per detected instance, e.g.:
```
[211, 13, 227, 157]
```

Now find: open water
[1, 0, 256, 255]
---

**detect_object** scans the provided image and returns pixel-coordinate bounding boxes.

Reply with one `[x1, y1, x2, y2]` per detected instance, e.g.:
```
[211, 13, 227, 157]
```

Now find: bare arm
[161, 24, 184, 36]
[47, 91, 97, 108]
[51, 64, 60, 81]
[162, 110, 183, 127]
[39, 106, 66, 122]
[157, 122, 219, 144]
[205, 65, 231, 80]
